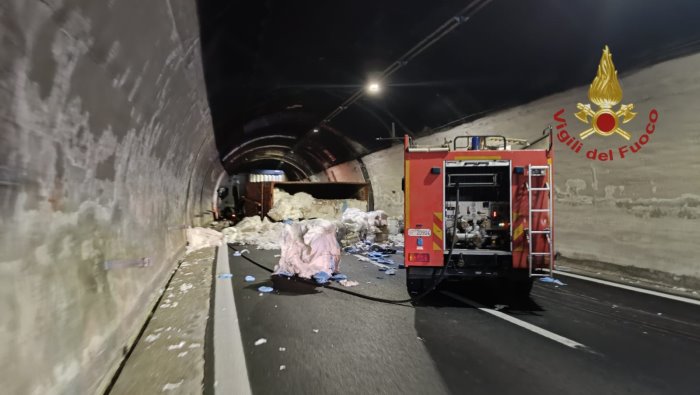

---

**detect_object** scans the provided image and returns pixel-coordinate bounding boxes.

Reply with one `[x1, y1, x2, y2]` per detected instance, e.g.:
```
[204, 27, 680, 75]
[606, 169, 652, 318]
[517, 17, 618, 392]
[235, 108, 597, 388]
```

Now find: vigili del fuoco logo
[552, 45, 659, 161]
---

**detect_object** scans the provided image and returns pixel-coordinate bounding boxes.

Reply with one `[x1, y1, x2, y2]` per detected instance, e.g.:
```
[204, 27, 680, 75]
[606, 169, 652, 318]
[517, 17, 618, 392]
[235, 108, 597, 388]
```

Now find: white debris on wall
[274, 219, 341, 278]
[267, 188, 366, 221]
[185, 227, 223, 253]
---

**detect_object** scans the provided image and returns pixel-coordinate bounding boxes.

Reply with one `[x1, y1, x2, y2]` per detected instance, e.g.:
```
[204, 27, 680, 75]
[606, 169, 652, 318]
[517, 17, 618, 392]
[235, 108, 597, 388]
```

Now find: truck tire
[406, 268, 425, 295]
[508, 278, 534, 298]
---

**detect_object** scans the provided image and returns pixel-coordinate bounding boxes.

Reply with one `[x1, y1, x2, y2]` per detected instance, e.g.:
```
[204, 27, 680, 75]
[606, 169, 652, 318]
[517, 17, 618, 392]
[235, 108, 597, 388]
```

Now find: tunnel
[2, 0, 700, 394]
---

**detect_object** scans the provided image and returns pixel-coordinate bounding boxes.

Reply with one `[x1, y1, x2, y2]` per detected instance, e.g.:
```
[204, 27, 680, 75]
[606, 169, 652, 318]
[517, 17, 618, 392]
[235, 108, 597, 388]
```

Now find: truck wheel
[508, 278, 534, 298]
[406, 269, 425, 295]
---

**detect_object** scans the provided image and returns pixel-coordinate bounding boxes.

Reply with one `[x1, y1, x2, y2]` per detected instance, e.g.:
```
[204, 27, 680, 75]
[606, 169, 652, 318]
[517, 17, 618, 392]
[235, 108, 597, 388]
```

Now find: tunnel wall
[355, 53, 700, 280]
[0, 1, 221, 393]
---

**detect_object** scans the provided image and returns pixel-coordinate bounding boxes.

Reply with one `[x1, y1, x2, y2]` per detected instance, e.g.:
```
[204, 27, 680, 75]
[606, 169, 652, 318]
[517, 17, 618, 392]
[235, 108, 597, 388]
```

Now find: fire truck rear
[403, 131, 554, 296]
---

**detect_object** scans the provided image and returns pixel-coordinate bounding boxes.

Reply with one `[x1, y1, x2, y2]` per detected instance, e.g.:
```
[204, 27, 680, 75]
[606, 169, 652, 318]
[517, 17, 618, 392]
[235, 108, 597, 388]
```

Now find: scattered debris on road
[167, 341, 186, 350]
[162, 380, 184, 392]
[539, 276, 566, 286]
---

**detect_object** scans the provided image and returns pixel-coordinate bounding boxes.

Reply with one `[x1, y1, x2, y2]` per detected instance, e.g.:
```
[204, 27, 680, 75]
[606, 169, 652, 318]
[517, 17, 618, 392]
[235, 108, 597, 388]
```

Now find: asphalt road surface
[222, 246, 700, 395]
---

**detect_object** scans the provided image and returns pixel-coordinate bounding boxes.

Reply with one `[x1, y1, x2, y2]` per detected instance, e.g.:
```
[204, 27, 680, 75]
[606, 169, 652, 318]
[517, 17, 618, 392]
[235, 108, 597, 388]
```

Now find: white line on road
[553, 270, 700, 307]
[214, 246, 252, 395]
[441, 291, 590, 351]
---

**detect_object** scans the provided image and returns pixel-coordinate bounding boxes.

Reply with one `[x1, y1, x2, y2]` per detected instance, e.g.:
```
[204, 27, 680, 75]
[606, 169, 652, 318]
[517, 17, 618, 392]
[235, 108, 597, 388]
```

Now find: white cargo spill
[221, 216, 284, 250]
[274, 219, 341, 278]
[186, 227, 224, 253]
[221, 204, 399, 252]
[340, 208, 389, 243]
[267, 188, 366, 221]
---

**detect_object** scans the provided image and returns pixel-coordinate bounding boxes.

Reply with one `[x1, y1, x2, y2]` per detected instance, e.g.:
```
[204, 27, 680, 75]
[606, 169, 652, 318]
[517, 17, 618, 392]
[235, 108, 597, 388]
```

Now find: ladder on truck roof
[526, 164, 554, 277]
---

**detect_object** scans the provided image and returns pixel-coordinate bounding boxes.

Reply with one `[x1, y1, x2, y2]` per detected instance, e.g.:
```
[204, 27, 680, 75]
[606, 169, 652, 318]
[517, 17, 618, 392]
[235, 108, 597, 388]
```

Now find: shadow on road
[414, 279, 545, 314]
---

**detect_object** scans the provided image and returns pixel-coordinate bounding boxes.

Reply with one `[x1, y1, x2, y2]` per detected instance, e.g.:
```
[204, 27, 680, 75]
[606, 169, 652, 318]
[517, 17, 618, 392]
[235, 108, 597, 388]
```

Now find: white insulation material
[185, 227, 223, 253]
[338, 208, 389, 244]
[388, 233, 404, 246]
[274, 219, 341, 278]
[221, 203, 395, 252]
[222, 216, 284, 250]
[267, 189, 366, 221]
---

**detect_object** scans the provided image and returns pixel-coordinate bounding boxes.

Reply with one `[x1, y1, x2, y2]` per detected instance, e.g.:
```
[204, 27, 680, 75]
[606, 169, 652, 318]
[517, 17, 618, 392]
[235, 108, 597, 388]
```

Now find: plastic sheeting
[274, 219, 341, 279]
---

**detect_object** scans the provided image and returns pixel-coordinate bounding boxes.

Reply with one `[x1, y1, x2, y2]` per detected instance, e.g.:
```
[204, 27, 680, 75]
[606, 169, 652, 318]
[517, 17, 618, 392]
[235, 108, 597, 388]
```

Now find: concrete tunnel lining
[0, 0, 221, 393]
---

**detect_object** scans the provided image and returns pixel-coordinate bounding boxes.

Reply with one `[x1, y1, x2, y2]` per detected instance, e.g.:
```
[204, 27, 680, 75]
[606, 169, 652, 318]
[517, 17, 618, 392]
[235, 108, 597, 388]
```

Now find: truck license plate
[408, 229, 432, 237]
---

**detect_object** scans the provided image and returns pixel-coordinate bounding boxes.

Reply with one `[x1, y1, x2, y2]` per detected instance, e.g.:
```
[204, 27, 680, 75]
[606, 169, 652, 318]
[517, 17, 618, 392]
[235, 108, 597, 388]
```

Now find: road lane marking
[441, 291, 590, 351]
[553, 270, 700, 307]
[214, 246, 252, 395]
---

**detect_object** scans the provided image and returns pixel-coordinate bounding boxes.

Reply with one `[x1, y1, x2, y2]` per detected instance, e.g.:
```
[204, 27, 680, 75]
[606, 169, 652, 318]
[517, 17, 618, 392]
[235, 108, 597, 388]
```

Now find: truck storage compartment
[444, 160, 511, 253]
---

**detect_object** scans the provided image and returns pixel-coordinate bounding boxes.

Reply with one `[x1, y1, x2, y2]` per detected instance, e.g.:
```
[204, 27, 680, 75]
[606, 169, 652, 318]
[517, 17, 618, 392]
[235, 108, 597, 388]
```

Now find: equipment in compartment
[444, 159, 511, 251]
[445, 201, 510, 250]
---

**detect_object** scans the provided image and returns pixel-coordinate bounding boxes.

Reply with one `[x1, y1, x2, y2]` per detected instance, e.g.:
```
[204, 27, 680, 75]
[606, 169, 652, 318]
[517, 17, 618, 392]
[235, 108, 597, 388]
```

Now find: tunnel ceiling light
[366, 81, 381, 95]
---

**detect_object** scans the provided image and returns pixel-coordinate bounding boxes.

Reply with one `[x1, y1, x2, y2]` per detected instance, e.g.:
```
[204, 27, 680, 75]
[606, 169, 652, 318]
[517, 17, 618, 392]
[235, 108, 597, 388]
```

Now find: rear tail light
[408, 253, 430, 262]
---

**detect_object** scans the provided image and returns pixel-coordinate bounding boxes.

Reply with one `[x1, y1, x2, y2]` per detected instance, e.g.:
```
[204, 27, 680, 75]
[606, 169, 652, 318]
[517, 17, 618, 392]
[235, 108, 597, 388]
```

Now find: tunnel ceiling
[197, 0, 700, 175]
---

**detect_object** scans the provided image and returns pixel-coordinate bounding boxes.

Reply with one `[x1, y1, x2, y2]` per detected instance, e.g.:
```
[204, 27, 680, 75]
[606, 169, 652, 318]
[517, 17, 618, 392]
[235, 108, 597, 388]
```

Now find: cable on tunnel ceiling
[222, 135, 297, 162]
[319, 0, 493, 127]
[282, 0, 494, 165]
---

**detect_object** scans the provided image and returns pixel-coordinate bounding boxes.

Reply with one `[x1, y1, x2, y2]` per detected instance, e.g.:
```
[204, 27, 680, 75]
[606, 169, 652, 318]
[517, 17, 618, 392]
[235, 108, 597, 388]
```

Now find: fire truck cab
[403, 131, 554, 296]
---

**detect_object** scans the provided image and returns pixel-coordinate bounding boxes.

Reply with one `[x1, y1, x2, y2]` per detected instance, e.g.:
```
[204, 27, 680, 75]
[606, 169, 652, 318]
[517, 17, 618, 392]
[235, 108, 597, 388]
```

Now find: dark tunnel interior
[196, 0, 700, 178]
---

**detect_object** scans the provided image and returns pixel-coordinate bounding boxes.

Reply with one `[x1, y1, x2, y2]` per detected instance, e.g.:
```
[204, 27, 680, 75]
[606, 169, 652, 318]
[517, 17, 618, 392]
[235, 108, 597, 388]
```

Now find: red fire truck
[403, 131, 554, 296]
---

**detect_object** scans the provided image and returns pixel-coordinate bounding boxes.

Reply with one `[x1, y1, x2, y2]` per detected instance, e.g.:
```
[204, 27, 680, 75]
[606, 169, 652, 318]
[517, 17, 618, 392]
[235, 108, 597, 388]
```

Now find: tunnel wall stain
[357, 52, 700, 280]
[0, 0, 221, 393]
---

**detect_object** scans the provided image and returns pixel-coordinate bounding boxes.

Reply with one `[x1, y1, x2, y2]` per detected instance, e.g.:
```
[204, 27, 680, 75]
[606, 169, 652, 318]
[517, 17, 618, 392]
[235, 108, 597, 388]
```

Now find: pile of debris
[221, 216, 284, 250]
[337, 208, 392, 245]
[267, 188, 366, 222]
[185, 227, 224, 253]
[212, 182, 409, 286]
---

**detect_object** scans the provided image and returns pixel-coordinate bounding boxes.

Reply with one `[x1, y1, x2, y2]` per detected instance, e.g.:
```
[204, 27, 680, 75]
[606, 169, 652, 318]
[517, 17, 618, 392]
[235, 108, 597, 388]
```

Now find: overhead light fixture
[312, 128, 319, 133]
[367, 81, 381, 95]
